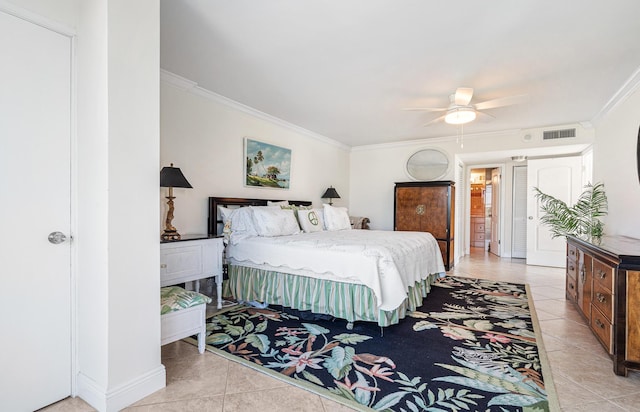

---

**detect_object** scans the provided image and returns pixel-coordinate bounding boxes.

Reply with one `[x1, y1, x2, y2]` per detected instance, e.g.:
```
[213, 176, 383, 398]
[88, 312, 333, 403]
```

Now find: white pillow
[267, 200, 289, 206]
[298, 208, 324, 233]
[219, 206, 257, 236]
[323, 204, 351, 231]
[251, 206, 300, 237]
[313, 208, 326, 230]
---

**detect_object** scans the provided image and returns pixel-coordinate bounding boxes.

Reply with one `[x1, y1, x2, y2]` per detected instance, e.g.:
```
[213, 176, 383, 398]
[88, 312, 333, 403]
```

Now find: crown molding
[591, 65, 640, 126]
[0, 1, 76, 36]
[160, 69, 350, 151]
[351, 129, 520, 152]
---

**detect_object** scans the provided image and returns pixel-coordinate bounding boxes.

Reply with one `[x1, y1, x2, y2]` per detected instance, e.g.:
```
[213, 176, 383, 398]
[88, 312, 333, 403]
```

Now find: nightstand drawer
[161, 245, 204, 283]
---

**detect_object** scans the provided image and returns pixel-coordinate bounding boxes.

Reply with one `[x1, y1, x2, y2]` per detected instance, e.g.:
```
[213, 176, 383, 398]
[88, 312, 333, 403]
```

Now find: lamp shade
[321, 186, 340, 199]
[160, 164, 192, 188]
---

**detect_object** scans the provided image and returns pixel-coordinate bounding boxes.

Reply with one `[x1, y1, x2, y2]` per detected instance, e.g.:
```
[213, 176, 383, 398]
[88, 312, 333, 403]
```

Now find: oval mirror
[406, 148, 450, 181]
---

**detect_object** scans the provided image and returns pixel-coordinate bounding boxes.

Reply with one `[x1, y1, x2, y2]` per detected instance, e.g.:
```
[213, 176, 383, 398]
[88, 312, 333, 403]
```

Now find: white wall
[594, 85, 640, 237]
[160, 72, 351, 236]
[77, 1, 164, 411]
[350, 126, 595, 259]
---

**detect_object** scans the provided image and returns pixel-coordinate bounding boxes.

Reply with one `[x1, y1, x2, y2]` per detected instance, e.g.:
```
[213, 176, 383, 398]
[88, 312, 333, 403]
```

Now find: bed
[208, 196, 446, 327]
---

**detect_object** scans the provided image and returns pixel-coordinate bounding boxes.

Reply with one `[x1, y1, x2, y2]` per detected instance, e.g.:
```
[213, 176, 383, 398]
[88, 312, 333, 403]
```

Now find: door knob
[48, 231, 67, 244]
[528, 216, 533, 220]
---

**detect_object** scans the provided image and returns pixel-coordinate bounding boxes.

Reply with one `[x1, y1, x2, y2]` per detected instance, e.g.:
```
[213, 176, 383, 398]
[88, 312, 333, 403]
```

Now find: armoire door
[0, 9, 72, 411]
[394, 186, 427, 231]
[395, 182, 454, 269]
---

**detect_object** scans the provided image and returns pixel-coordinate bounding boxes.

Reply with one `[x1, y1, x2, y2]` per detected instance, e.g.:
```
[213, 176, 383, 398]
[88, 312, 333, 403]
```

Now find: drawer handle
[416, 204, 425, 216]
[595, 318, 605, 329]
[160, 263, 167, 269]
[598, 270, 607, 279]
[569, 283, 574, 290]
[596, 293, 606, 303]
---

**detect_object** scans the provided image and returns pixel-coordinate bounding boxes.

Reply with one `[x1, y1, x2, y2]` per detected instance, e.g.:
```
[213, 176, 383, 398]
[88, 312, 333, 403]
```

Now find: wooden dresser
[394, 181, 455, 270]
[566, 235, 640, 376]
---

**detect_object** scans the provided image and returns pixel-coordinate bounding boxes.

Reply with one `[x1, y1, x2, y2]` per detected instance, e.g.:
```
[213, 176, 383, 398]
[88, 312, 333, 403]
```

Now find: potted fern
[533, 182, 608, 241]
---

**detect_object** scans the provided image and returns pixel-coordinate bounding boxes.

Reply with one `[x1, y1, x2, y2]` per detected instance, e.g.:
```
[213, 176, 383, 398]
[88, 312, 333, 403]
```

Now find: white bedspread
[226, 230, 445, 311]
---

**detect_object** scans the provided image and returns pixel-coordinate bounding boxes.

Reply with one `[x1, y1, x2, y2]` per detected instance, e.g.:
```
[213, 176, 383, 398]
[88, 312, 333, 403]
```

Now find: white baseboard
[77, 365, 166, 412]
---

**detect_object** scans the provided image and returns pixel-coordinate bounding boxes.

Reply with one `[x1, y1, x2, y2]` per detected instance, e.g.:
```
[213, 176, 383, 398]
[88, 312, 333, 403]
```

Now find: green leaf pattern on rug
[203, 276, 550, 411]
[409, 277, 548, 410]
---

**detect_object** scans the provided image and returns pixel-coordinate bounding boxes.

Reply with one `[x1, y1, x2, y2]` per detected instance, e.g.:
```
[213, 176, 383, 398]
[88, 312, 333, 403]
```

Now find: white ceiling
[160, 0, 640, 148]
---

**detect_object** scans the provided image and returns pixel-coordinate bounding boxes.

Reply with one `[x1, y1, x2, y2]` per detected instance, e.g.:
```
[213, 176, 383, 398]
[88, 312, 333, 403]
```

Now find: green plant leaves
[534, 182, 608, 239]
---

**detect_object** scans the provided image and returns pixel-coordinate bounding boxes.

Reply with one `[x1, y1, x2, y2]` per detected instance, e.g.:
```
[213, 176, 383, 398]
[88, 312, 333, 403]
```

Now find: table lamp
[160, 163, 192, 241]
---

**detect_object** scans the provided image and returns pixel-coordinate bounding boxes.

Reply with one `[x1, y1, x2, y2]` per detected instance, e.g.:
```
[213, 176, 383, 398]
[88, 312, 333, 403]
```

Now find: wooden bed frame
[208, 196, 312, 236]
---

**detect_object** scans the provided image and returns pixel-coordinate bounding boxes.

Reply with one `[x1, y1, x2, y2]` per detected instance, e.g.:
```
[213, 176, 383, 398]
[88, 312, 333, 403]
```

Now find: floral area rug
[200, 276, 558, 411]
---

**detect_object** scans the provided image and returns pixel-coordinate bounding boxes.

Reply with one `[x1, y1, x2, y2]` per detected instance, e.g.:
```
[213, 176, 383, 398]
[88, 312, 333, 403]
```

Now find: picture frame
[244, 138, 291, 189]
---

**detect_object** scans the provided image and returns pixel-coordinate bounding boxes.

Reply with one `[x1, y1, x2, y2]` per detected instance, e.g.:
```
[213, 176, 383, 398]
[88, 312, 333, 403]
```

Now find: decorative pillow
[281, 204, 311, 228]
[298, 208, 324, 233]
[219, 206, 257, 236]
[323, 204, 352, 231]
[267, 200, 289, 206]
[160, 286, 212, 315]
[251, 206, 300, 237]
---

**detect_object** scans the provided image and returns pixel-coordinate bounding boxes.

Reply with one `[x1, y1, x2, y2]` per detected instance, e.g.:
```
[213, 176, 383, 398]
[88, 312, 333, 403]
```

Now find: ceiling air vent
[543, 128, 576, 140]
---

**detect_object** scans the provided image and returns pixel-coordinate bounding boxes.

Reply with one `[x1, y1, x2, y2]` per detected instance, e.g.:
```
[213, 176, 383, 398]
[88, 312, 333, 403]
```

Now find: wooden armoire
[394, 181, 455, 270]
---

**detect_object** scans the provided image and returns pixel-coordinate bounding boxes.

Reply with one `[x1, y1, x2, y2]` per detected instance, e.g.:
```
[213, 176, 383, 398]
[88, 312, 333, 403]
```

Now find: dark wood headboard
[208, 197, 312, 236]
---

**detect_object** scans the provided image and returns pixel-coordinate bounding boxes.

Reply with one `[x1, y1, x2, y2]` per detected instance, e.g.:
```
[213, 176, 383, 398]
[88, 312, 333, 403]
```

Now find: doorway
[469, 168, 500, 255]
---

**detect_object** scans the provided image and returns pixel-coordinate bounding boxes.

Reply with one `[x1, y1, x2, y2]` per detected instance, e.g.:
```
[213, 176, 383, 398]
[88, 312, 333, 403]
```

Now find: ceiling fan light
[444, 107, 476, 125]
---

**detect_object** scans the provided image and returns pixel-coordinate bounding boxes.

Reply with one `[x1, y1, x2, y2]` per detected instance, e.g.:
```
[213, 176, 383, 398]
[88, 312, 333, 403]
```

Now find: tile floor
[43, 248, 640, 411]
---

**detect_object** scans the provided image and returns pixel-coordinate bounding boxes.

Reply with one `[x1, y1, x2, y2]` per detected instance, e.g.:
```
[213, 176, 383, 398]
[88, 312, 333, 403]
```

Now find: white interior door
[489, 168, 501, 256]
[526, 157, 582, 267]
[512, 165, 528, 258]
[0, 10, 72, 411]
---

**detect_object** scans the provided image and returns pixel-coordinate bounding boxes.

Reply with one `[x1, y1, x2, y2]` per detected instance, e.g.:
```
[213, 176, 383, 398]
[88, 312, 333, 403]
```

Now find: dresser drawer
[592, 281, 614, 322]
[567, 243, 578, 262]
[566, 258, 578, 280]
[474, 223, 485, 232]
[474, 233, 485, 241]
[591, 305, 613, 354]
[593, 258, 615, 292]
[566, 273, 577, 301]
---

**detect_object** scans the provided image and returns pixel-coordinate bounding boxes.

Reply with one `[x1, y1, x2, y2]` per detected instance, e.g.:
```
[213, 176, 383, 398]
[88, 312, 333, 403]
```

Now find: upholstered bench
[160, 286, 211, 353]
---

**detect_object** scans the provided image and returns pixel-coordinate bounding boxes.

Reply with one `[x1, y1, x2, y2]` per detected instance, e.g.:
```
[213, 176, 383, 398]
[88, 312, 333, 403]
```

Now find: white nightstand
[160, 235, 224, 308]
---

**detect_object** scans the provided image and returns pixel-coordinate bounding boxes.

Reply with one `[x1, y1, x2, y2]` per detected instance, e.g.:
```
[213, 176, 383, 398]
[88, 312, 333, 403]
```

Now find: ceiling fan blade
[423, 114, 446, 126]
[474, 94, 529, 110]
[454, 87, 474, 106]
[475, 111, 496, 121]
[402, 107, 447, 112]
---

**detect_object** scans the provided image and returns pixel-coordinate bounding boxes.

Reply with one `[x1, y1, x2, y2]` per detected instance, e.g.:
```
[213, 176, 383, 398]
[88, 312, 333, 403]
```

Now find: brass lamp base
[161, 230, 181, 241]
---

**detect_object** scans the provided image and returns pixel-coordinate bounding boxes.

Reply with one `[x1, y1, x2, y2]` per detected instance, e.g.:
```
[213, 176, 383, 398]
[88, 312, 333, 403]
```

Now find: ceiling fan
[404, 87, 528, 126]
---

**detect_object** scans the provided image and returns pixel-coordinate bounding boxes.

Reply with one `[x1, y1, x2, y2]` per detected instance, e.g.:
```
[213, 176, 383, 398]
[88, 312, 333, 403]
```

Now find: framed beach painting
[244, 138, 291, 189]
